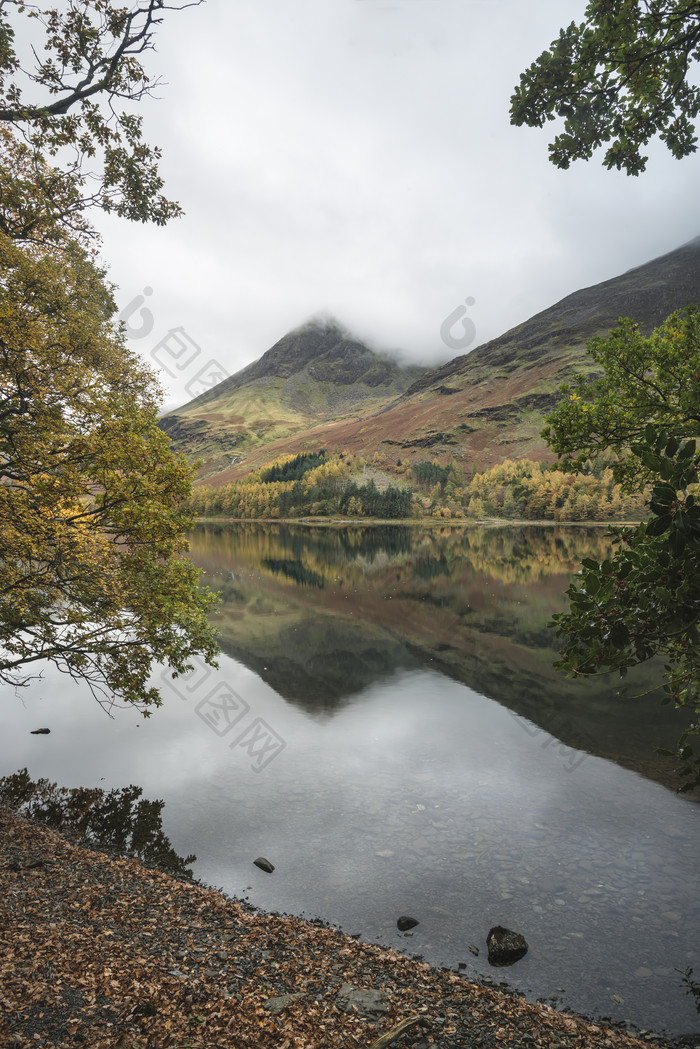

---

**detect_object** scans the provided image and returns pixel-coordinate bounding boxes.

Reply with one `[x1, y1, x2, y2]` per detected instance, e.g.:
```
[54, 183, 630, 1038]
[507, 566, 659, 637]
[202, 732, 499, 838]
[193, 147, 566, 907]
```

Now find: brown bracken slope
[164, 236, 700, 485]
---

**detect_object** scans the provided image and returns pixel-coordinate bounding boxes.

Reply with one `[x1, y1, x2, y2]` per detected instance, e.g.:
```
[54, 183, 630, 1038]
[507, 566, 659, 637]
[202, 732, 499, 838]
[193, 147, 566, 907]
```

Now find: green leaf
[584, 575, 600, 596]
[646, 515, 671, 536]
[581, 557, 600, 570]
[655, 430, 670, 453]
[659, 457, 675, 481]
[640, 449, 661, 471]
[668, 529, 686, 556]
[610, 623, 630, 647]
[651, 482, 678, 502]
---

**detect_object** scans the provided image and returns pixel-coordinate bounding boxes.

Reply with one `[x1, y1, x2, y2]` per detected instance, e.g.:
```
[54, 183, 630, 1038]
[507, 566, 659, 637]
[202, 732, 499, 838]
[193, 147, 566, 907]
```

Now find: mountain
[164, 237, 700, 483]
[158, 318, 425, 476]
[407, 233, 700, 397]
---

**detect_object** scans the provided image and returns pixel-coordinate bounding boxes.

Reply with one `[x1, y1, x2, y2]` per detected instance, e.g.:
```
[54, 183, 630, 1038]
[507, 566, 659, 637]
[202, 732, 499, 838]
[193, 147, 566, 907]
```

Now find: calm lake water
[2, 523, 699, 1035]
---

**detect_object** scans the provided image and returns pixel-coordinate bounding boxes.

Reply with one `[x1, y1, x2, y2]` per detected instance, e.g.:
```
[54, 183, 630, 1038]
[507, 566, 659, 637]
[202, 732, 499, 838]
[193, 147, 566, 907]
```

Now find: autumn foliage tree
[513, 1, 700, 787]
[543, 311, 700, 788]
[542, 308, 700, 481]
[0, 0, 203, 239]
[0, 229, 218, 708]
[0, 2, 218, 710]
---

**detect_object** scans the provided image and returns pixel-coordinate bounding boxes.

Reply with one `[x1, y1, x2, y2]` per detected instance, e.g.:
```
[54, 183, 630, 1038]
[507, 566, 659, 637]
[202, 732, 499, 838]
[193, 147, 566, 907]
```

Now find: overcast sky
[90, 0, 699, 412]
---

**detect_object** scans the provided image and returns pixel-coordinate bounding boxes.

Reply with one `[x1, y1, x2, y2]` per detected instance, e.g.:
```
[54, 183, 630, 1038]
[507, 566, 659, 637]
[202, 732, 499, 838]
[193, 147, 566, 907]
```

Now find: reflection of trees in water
[333, 525, 414, 559]
[0, 769, 195, 879]
[411, 553, 451, 580]
[443, 525, 617, 584]
[195, 522, 413, 563]
[192, 522, 618, 590]
[190, 523, 692, 790]
[262, 558, 325, 589]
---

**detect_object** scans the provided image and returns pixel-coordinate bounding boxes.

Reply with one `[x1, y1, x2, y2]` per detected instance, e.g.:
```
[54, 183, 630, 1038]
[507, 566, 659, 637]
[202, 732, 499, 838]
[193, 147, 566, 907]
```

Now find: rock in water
[397, 915, 419, 931]
[486, 925, 528, 965]
[253, 857, 275, 873]
[30, 728, 50, 735]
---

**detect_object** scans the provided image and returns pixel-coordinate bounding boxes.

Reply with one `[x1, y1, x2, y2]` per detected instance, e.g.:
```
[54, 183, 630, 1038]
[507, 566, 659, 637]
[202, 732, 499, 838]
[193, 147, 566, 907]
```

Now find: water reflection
[2, 523, 698, 1036]
[190, 522, 692, 790]
[0, 768, 195, 878]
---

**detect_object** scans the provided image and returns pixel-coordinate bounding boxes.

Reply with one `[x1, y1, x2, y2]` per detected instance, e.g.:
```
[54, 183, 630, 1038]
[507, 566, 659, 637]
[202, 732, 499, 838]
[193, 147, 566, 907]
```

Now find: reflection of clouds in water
[176, 668, 700, 1033]
[0, 657, 288, 791]
[197, 524, 690, 787]
[2, 647, 699, 1032]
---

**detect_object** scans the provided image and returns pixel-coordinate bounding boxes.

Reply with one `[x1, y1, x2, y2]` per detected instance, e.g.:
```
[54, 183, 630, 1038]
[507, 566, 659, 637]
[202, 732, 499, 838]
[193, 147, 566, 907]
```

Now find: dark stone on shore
[9, 857, 46, 871]
[487, 925, 528, 966]
[264, 992, 306, 1015]
[334, 982, 390, 1016]
[253, 857, 274, 873]
[397, 915, 419, 931]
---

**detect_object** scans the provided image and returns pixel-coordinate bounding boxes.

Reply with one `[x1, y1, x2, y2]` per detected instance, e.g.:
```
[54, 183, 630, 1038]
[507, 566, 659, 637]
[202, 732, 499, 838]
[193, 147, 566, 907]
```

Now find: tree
[0, 227, 219, 709]
[542, 307, 700, 486]
[543, 312, 700, 788]
[0, 2, 219, 710]
[0, 0, 203, 241]
[510, 0, 700, 174]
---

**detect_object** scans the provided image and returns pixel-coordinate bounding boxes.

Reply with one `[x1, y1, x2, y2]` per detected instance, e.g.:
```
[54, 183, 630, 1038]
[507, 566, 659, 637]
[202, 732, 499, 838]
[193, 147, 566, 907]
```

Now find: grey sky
[92, 0, 700, 412]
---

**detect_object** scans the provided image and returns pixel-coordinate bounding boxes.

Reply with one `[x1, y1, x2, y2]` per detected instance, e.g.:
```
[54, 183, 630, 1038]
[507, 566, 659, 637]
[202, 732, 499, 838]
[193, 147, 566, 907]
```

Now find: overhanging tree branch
[511, 1, 700, 174]
[0, 1, 205, 236]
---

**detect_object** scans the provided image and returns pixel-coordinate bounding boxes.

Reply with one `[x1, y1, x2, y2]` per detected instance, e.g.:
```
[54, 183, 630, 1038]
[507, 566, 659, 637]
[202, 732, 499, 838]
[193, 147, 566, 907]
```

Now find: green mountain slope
[158, 318, 425, 476]
[165, 236, 700, 483]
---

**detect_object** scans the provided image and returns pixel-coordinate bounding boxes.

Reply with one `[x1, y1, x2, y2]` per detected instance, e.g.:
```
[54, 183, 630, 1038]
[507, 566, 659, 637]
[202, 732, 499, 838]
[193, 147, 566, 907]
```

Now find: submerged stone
[487, 925, 528, 965]
[397, 915, 419, 931]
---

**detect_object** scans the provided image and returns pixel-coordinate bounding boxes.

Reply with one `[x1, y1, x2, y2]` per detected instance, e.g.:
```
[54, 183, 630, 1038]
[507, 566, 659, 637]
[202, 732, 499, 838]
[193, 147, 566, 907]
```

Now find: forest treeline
[458, 458, 646, 520]
[188, 450, 648, 521]
[189, 451, 411, 519]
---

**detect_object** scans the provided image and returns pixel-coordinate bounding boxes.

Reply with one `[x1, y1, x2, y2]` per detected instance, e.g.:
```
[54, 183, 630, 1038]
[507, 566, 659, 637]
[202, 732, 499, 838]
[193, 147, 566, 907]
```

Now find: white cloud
[87, 0, 699, 411]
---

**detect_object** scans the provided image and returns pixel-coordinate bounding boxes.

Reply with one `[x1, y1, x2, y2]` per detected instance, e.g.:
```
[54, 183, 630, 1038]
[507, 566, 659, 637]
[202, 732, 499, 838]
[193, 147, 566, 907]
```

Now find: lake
[1, 523, 698, 1036]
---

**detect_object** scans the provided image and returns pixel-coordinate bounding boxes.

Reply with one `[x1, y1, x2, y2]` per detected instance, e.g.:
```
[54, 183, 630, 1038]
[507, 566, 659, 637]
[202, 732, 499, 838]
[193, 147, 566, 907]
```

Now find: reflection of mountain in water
[190, 523, 693, 790]
[219, 616, 422, 716]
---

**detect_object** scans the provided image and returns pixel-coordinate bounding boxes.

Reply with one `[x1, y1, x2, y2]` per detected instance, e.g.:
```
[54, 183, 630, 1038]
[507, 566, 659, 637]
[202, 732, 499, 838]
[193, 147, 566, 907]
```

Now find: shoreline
[1, 805, 697, 1049]
[192, 515, 642, 528]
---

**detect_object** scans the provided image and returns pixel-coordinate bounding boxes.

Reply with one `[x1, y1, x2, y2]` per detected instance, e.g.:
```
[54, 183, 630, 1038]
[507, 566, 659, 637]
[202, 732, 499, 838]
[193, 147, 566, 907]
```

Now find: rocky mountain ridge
[408, 234, 700, 396]
[159, 318, 425, 471]
[161, 237, 700, 483]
